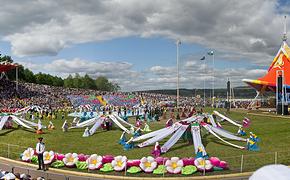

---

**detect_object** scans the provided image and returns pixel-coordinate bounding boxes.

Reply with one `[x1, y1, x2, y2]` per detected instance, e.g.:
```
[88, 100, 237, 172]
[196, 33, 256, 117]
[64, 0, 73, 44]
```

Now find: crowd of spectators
[1, 79, 267, 113]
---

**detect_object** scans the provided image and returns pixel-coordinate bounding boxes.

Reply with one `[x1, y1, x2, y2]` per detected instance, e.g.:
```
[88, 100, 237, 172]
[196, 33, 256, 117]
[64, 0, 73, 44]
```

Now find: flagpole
[203, 59, 206, 107]
[176, 39, 181, 108]
[212, 52, 215, 107]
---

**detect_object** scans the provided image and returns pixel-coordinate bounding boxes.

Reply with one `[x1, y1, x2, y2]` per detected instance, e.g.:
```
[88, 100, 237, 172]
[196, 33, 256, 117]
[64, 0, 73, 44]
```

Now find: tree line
[0, 55, 120, 92]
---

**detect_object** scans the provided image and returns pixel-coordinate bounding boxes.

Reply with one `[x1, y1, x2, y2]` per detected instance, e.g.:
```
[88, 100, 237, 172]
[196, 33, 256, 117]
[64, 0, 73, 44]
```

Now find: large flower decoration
[111, 155, 127, 171]
[22, 148, 34, 162]
[194, 157, 213, 171]
[43, 151, 55, 165]
[86, 154, 103, 170]
[139, 156, 157, 173]
[63, 153, 79, 167]
[165, 157, 183, 174]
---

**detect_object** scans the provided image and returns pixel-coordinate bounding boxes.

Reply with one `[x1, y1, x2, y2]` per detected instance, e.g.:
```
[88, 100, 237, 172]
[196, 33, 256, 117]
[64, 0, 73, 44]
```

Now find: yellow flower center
[45, 155, 51, 161]
[199, 160, 205, 166]
[24, 152, 30, 157]
[117, 160, 123, 167]
[171, 162, 177, 169]
[68, 157, 74, 162]
[144, 161, 151, 168]
[92, 159, 97, 165]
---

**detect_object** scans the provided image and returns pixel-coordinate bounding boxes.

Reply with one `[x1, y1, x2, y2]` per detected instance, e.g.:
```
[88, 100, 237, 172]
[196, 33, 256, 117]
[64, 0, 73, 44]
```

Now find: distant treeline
[138, 88, 274, 99]
[1, 55, 120, 92]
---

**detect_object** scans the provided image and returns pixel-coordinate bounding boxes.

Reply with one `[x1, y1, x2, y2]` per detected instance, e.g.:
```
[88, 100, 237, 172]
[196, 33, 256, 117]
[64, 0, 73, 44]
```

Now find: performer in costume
[62, 120, 68, 132]
[151, 142, 161, 158]
[48, 121, 55, 130]
[36, 120, 43, 134]
[119, 131, 127, 145]
[237, 127, 246, 136]
[165, 118, 173, 127]
[143, 123, 151, 132]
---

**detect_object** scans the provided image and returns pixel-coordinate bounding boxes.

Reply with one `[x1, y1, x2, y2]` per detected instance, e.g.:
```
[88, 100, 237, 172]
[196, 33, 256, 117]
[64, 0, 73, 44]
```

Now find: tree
[64, 74, 74, 88]
[0, 55, 13, 63]
[83, 74, 96, 89]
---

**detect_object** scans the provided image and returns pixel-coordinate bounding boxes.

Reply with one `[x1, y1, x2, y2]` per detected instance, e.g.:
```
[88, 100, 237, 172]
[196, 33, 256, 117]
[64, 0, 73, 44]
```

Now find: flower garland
[20, 147, 228, 175]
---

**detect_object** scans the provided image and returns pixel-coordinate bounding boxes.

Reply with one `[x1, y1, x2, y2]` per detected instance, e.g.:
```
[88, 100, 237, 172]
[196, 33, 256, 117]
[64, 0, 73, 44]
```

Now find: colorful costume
[48, 121, 55, 130]
[247, 132, 260, 151]
[237, 127, 246, 136]
[143, 123, 151, 132]
[119, 131, 127, 145]
[165, 119, 173, 127]
[151, 142, 161, 158]
[195, 146, 208, 159]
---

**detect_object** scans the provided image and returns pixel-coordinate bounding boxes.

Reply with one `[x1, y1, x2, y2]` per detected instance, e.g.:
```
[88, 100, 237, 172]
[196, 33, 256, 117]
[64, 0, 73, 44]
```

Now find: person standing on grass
[36, 137, 46, 171]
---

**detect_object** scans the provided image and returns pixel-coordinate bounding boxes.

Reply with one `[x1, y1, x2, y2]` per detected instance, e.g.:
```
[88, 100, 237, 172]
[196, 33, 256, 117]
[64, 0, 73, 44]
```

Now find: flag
[207, 50, 214, 56]
[200, 56, 205, 60]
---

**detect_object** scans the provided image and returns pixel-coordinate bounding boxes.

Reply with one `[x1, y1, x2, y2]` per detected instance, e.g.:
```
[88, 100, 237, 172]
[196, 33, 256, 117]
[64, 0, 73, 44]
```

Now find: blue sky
[0, 0, 289, 91]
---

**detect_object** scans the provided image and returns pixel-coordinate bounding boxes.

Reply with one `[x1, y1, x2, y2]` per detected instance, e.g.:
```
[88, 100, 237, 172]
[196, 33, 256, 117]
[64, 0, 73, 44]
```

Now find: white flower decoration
[63, 153, 79, 167]
[194, 157, 213, 171]
[111, 155, 127, 171]
[86, 154, 103, 170]
[22, 148, 34, 162]
[139, 156, 157, 173]
[43, 151, 55, 165]
[165, 157, 183, 174]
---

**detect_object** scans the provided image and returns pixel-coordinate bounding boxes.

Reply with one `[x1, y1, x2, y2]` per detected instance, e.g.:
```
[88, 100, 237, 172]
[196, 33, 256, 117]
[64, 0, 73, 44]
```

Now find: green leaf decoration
[51, 160, 65, 168]
[31, 156, 38, 164]
[100, 163, 114, 172]
[181, 165, 197, 175]
[153, 165, 167, 175]
[127, 166, 142, 174]
[76, 161, 88, 170]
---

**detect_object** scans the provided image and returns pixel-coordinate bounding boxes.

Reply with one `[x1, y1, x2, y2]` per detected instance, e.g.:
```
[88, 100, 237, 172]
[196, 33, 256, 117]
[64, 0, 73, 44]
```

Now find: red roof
[0, 62, 19, 72]
[243, 41, 290, 92]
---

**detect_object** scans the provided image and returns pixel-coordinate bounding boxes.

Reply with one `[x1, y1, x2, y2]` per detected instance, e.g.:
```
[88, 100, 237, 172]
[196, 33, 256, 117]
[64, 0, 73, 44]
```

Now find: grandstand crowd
[0, 79, 262, 115]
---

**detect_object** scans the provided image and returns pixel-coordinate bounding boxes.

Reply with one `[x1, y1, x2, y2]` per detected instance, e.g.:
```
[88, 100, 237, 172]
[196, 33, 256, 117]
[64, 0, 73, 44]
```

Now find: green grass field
[1, 108, 290, 176]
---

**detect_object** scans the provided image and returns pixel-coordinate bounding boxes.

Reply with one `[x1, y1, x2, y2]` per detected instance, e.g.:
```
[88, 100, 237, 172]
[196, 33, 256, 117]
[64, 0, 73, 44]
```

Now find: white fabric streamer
[161, 124, 188, 153]
[191, 125, 207, 155]
[213, 111, 242, 127]
[137, 123, 182, 148]
[202, 124, 245, 149]
[89, 118, 104, 135]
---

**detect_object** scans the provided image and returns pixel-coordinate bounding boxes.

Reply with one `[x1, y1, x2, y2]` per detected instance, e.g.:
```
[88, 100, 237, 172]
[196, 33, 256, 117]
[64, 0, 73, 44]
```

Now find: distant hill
[137, 87, 274, 99]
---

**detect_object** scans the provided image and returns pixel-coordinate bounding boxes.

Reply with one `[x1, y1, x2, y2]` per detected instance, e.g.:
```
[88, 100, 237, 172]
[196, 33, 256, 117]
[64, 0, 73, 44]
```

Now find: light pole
[203, 59, 206, 107]
[176, 39, 181, 108]
[212, 52, 215, 107]
[207, 50, 215, 107]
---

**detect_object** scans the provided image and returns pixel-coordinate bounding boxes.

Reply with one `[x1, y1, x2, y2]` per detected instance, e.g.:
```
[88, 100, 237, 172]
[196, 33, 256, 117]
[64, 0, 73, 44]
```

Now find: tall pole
[212, 52, 215, 107]
[203, 59, 206, 107]
[176, 39, 181, 108]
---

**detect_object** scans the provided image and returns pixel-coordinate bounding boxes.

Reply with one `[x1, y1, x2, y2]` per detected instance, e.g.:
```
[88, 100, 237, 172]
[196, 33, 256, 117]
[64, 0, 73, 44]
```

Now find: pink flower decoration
[56, 154, 65, 161]
[102, 155, 114, 163]
[219, 161, 228, 169]
[182, 158, 195, 166]
[209, 157, 220, 167]
[127, 159, 140, 167]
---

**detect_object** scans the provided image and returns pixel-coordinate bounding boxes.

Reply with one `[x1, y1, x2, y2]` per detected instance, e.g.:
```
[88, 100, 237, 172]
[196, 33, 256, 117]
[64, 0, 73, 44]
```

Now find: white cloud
[19, 57, 269, 91]
[1, 0, 288, 91]
[0, 0, 288, 61]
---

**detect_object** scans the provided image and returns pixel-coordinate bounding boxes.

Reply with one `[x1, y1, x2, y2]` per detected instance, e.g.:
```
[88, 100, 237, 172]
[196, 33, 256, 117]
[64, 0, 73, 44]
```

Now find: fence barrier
[1, 142, 290, 178]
